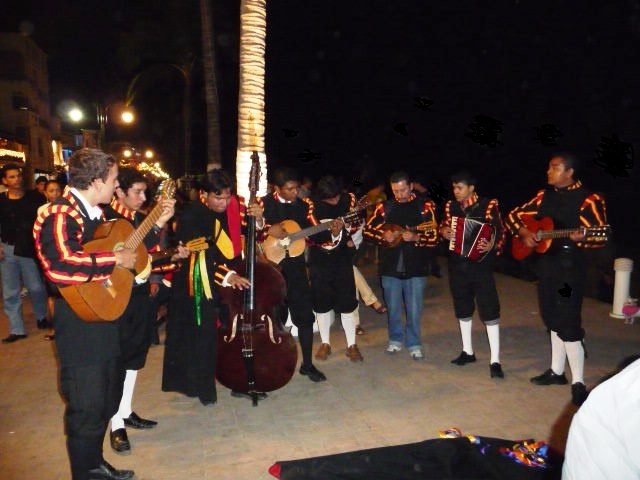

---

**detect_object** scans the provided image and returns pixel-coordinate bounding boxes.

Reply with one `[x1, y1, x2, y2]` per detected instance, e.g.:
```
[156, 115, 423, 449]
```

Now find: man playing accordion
[440, 170, 506, 379]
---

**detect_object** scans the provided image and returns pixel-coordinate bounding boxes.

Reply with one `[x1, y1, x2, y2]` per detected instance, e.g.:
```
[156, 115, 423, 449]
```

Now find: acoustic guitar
[59, 179, 176, 322]
[511, 216, 610, 260]
[262, 203, 368, 265]
[380, 221, 438, 248]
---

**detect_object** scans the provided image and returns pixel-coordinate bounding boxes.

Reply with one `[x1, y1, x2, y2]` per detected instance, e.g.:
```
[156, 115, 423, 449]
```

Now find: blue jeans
[381, 275, 427, 349]
[1, 243, 48, 335]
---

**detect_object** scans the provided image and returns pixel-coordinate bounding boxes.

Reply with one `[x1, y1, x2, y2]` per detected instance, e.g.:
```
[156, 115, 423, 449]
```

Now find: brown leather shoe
[315, 343, 331, 360]
[346, 344, 364, 362]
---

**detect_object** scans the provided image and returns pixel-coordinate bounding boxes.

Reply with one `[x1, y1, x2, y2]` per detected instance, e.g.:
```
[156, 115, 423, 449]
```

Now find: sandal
[370, 301, 387, 314]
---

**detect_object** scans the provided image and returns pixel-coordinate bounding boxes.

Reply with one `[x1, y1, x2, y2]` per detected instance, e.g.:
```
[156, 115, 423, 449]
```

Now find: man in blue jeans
[0, 163, 48, 343]
[364, 171, 438, 360]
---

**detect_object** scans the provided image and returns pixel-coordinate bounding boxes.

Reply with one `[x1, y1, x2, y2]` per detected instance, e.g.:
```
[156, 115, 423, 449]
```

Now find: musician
[33, 148, 137, 480]
[439, 171, 506, 378]
[308, 175, 363, 363]
[102, 167, 182, 453]
[505, 153, 607, 406]
[162, 169, 257, 405]
[260, 167, 326, 382]
[363, 171, 438, 360]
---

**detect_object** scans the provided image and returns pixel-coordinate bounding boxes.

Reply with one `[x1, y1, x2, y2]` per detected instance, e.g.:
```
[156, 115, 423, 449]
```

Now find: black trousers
[309, 250, 358, 314]
[60, 358, 124, 480]
[117, 285, 153, 370]
[280, 256, 315, 327]
[535, 250, 586, 341]
[448, 257, 500, 322]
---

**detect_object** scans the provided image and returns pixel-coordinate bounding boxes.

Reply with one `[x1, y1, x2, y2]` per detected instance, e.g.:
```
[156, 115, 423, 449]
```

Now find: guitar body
[511, 217, 611, 260]
[511, 217, 555, 260]
[380, 222, 438, 248]
[262, 219, 307, 264]
[58, 219, 146, 322]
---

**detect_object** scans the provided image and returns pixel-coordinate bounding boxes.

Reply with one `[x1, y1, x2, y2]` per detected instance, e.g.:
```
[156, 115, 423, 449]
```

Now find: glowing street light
[68, 108, 84, 123]
[144, 149, 154, 159]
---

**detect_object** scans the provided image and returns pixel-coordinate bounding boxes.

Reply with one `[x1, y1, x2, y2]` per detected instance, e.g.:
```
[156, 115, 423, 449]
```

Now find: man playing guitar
[364, 171, 438, 361]
[34, 149, 139, 480]
[308, 175, 363, 363]
[440, 170, 506, 379]
[260, 167, 327, 383]
[103, 167, 185, 454]
[505, 153, 608, 406]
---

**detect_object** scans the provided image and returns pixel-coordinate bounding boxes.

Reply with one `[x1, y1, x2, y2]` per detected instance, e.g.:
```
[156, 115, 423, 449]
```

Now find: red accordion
[448, 216, 495, 262]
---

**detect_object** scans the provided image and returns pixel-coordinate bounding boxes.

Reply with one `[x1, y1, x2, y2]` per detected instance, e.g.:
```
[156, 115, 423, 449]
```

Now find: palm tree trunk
[236, 0, 268, 198]
[199, 0, 222, 172]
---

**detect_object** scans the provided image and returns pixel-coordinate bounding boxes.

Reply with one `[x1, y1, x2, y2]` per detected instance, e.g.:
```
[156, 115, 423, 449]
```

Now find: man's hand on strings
[156, 198, 177, 227]
[227, 273, 251, 289]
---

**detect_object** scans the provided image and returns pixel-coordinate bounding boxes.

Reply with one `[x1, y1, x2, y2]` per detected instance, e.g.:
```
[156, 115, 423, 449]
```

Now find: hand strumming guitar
[115, 247, 137, 269]
[518, 227, 539, 248]
[268, 223, 288, 240]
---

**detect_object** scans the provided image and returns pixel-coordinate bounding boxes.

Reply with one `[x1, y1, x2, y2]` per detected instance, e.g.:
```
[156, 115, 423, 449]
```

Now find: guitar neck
[288, 221, 333, 242]
[123, 205, 163, 250]
[538, 228, 582, 239]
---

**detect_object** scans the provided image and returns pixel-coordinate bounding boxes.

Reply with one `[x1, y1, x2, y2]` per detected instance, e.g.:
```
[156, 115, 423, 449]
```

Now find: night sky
[2, 0, 639, 250]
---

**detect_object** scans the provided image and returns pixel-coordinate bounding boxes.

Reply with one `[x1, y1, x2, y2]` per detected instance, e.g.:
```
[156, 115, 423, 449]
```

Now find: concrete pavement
[1, 262, 638, 479]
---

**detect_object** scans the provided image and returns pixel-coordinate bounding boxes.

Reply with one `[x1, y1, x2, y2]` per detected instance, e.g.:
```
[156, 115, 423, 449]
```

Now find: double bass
[217, 152, 298, 405]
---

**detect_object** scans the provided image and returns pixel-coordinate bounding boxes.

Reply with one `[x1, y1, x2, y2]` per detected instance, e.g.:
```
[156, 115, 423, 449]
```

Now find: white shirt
[70, 187, 103, 220]
[562, 358, 640, 479]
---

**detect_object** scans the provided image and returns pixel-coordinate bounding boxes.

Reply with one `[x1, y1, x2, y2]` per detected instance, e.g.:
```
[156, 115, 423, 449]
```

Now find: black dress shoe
[88, 459, 134, 479]
[37, 318, 50, 329]
[110, 428, 130, 452]
[530, 368, 568, 385]
[490, 362, 504, 378]
[450, 351, 476, 365]
[123, 411, 157, 429]
[299, 364, 327, 382]
[571, 382, 589, 407]
[2, 333, 27, 343]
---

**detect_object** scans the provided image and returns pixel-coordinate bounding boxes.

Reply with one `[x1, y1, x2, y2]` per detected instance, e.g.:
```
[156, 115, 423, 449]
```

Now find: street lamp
[65, 101, 135, 149]
[125, 62, 193, 175]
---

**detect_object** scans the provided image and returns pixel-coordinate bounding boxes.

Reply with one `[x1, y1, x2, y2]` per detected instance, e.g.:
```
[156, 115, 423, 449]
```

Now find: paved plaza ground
[1, 262, 638, 479]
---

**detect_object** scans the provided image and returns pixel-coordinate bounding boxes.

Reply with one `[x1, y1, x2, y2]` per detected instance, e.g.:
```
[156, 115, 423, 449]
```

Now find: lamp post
[66, 102, 134, 150]
[125, 61, 193, 176]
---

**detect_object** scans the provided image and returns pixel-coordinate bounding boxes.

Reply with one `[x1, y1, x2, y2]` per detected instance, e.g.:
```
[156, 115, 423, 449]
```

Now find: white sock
[550, 330, 567, 375]
[316, 311, 332, 345]
[341, 309, 357, 347]
[485, 323, 500, 364]
[458, 318, 473, 354]
[565, 340, 585, 384]
[111, 369, 138, 430]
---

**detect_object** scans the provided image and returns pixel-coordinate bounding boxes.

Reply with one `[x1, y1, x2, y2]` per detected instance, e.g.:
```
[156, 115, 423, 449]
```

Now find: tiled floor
[1, 263, 638, 479]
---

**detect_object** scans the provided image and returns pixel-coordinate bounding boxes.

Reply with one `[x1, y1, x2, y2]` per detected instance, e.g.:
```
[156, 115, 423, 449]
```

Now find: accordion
[449, 216, 495, 262]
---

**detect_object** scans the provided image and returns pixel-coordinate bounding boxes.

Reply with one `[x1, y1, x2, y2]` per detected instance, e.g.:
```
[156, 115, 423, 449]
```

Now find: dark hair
[44, 179, 61, 189]
[314, 175, 343, 200]
[550, 152, 580, 179]
[450, 170, 477, 186]
[1, 163, 22, 179]
[68, 148, 116, 189]
[35, 175, 48, 184]
[117, 166, 147, 193]
[200, 169, 233, 194]
[272, 167, 299, 188]
[389, 171, 411, 184]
